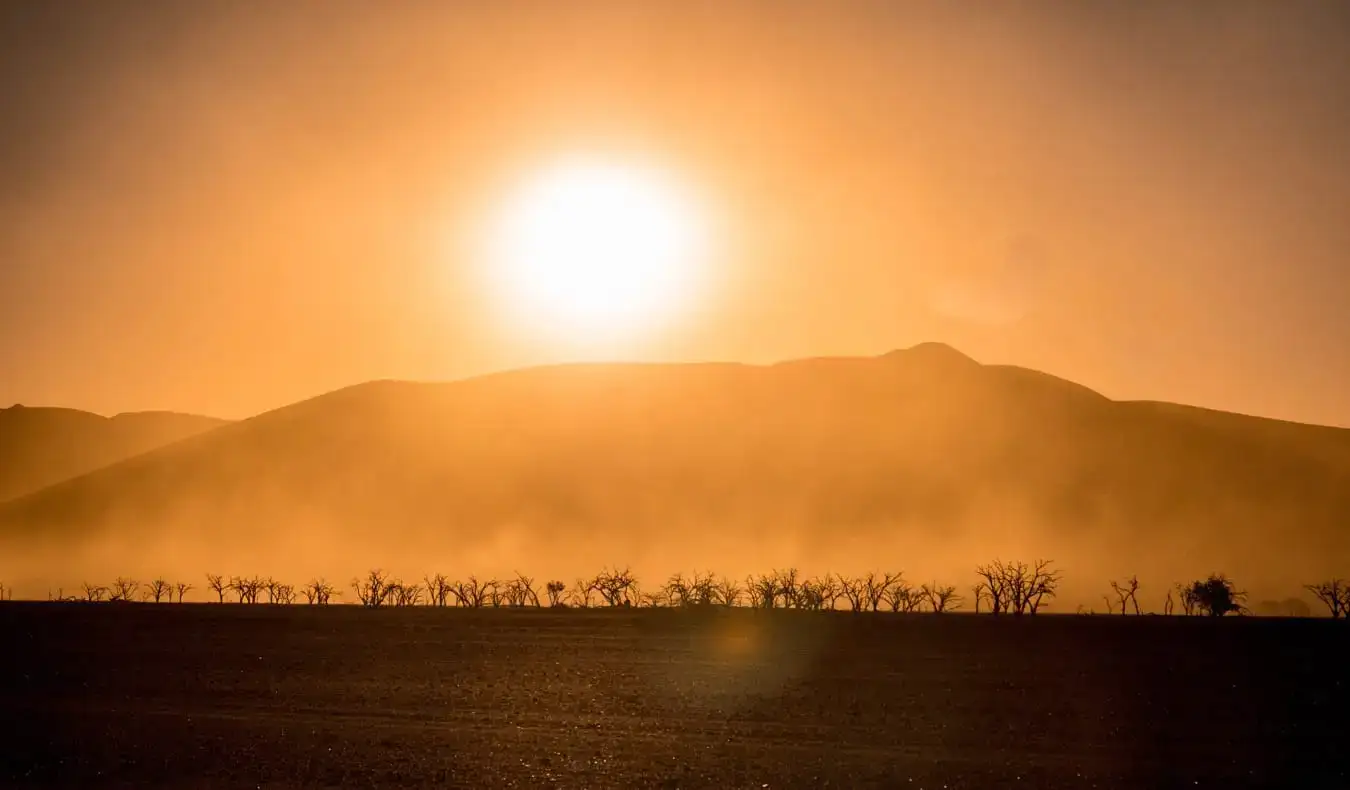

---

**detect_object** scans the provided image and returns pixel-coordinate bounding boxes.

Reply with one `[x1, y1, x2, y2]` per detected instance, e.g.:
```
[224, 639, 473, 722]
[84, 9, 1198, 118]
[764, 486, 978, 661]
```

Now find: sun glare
[481, 158, 709, 346]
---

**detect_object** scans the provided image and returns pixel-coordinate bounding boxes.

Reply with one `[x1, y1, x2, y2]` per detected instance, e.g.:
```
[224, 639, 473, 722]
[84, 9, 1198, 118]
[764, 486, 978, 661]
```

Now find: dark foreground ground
[1, 604, 1346, 789]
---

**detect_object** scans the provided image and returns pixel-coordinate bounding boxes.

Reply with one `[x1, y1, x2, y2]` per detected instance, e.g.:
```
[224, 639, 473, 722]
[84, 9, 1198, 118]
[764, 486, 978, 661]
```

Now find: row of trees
[23, 562, 1345, 617]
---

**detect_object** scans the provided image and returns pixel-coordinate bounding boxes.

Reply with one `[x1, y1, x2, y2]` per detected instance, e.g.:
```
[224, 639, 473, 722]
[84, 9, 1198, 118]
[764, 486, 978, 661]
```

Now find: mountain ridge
[1, 345, 1346, 600]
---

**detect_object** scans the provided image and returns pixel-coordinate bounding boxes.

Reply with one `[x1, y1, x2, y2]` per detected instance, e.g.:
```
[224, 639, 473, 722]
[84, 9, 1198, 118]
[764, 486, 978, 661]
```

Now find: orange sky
[2, 1, 1348, 425]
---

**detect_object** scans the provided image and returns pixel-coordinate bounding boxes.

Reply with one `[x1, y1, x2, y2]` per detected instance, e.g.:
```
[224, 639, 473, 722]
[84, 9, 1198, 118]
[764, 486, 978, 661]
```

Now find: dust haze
[4, 347, 1346, 608]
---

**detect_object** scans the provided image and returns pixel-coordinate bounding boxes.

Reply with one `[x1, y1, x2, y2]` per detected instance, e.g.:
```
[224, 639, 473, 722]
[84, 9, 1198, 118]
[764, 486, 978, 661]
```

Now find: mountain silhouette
[1, 344, 1346, 598]
[0, 405, 228, 504]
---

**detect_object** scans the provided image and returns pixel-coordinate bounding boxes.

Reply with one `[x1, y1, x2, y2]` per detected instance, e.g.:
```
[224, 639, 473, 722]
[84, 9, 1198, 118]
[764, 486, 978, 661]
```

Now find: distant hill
[1, 344, 1347, 600]
[0, 406, 228, 503]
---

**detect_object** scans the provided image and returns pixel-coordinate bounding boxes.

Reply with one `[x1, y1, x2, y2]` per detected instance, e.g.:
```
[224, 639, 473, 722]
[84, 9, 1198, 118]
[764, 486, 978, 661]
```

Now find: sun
[481, 158, 709, 346]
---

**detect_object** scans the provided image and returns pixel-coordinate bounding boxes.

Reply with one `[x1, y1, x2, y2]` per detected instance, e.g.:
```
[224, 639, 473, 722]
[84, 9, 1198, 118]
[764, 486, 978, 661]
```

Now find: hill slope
[1, 345, 1347, 598]
[0, 406, 228, 504]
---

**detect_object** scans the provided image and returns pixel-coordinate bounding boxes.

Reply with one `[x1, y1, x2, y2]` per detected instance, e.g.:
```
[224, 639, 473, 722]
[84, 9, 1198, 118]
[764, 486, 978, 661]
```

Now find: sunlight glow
[481, 158, 709, 346]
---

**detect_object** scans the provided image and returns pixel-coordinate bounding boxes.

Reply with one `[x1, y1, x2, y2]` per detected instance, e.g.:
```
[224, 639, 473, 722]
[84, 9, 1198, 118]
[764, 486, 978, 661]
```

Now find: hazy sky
[2, 1, 1348, 425]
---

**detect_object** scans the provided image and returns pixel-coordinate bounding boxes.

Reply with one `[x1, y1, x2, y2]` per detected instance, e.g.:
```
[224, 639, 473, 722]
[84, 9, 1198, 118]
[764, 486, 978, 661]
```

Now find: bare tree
[303, 578, 337, 605]
[81, 582, 108, 602]
[774, 568, 802, 608]
[273, 582, 297, 605]
[797, 574, 840, 610]
[451, 576, 495, 608]
[591, 568, 637, 607]
[662, 572, 690, 607]
[229, 576, 262, 604]
[424, 574, 453, 607]
[143, 578, 172, 603]
[971, 582, 989, 614]
[884, 578, 922, 612]
[352, 569, 390, 608]
[567, 578, 594, 608]
[387, 580, 422, 606]
[1304, 579, 1348, 619]
[864, 572, 903, 612]
[1108, 576, 1142, 615]
[1174, 583, 1199, 615]
[980, 559, 1061, 615]
[747, 573, 778, 609]
[974, 563, 1009, 614]
[545, 580, 566, 607]
[1163, 588, 1175, 615]
[919, 583, 962, 613]
[206, 574, 226, 603]
[839, 576, 867, 612]
[174, 582, 192, 603]
[108, 577, 140, 602]
[715, 576, 744, 607]
[503, 573, 540, 607]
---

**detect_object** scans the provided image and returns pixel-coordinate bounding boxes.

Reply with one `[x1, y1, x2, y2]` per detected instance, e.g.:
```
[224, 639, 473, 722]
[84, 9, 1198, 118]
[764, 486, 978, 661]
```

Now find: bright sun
[482, 158, 709, 345]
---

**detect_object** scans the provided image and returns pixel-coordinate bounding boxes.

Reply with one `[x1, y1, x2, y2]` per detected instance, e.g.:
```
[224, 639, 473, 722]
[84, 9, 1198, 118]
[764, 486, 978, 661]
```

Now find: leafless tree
[715, 576, 744, 607]
[303, 578, 337, 605]
[774, 568, 802, 608]
[797, 574, 838, 610]
[503, 573, 540, 606]
[747, 573, 778, 609]
[1174, 582, 1200, 615]
[229, 576, 262, 604]
[387, 580, 422, 606]
[206, 574, 226, 603]
[974, 563, 1010, 614]
[545, 580, 566, 607]
[662, 572, 690, 607]
[274, 582, 297, 605]
[143, 578, 172, 603]
[174, 582, 192, 603]
[919, 583, 962, 613]
[81, 582, 108, 602]
[591, 568, 637, 607]
[884, 578, 922, 612]
[839, 576, 867, 612]
[451, 576, 495, 608]
[108, 577, 140, 602]
[971, 582, 989, 613]
[1164, 589, 1175, 615]
[424, 574, 453, 607]
[567, 578, 594, 608]
[351, 569, 390, 608]
[1304, 579, 1348, 619]
[979, 559, 1060, 615]
[864, 572, 903, 612]
[1108, 576, 1142, 615]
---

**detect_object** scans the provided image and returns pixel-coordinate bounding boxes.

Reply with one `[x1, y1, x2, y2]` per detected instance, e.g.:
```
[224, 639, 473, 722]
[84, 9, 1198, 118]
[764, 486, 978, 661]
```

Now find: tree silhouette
[1304, 579, 1348, 618]
[715, 576, 744, 607]
[108, 577, 139, 602]
[919, 583, 962, 613]
[174, 582, 192, 603]
[545, 580, 566, 607]
[425, 574, 453, 607]
[746, 573, 778, 609]
[352, 569, 390, 607]
[1183, 574, 1246, 617]
[1108, 576, 1142, 615]
[81, 582, 107, 602]
[974, 563, 1009, 614]
[303, 578, 337, 605]
[884, 579, 922, 612]
[206, 574, 226, 603]
[144, 578, 172, 603]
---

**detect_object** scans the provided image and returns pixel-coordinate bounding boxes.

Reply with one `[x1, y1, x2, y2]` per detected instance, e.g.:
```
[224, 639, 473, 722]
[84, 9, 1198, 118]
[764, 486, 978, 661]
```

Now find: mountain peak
[884, 342, 979, 366]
